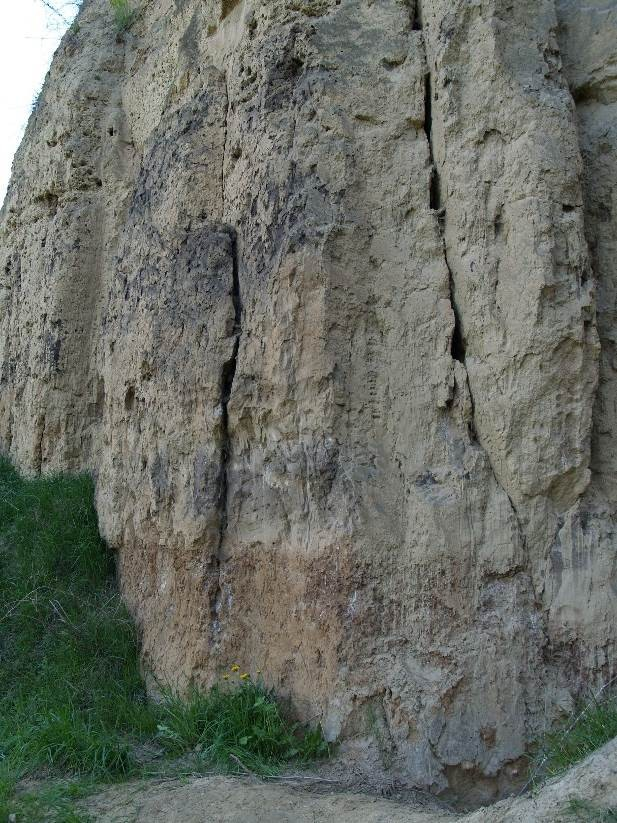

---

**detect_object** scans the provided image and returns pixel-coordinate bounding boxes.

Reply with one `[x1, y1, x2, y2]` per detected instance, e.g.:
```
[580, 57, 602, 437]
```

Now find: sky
[0, 1, 78, 202]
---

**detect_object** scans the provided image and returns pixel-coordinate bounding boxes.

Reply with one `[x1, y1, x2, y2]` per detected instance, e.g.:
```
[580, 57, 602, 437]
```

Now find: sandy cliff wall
[0, 0, 615, 803]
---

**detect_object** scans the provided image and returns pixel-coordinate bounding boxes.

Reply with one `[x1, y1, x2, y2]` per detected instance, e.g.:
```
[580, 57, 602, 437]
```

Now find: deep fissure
[418, 24, 529, 556]
[422, 69, 528, 563]
[448, 267, 466, 363]
[217, 228, 242, 556]
[210, 62, 240, 629]
[422, 69, 465, 364]
[411, 0, 423, 30]
[210, 228, 242, 626]
[419, 36, 528, 554]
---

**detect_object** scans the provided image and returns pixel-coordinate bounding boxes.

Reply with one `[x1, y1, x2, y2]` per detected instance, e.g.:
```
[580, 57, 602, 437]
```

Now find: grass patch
[156, 684, 328, 776]
[110, 0, 134, 32]
[567, 798, 617, 821]
[0, 457, 328, 821]
[531, 691, 617, 783]
[0, 458, 153, 782]
[0, 780, 95, 823]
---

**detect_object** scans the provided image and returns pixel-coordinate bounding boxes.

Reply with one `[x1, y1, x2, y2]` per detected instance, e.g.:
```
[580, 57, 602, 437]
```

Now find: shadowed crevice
[216, 229, 242, 559]
[210, 228, 242, 631]
[422, 67, 466, 365]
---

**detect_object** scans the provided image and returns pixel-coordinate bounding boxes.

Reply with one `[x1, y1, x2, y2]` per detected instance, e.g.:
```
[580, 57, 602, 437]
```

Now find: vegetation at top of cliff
[110, 0, 134, 31]
[0, 457, 328, 822]
[531, 688, 617, 783]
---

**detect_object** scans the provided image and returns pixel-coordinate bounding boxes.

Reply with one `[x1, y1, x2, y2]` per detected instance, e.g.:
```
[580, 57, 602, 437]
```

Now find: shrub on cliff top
[110, 0, 134, 31]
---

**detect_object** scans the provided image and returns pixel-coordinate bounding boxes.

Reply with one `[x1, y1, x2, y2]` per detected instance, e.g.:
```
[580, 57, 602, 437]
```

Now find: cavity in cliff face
[0, 0, 615, 804]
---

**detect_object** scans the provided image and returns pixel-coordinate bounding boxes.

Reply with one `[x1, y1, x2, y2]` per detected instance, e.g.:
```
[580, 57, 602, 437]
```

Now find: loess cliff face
[0, 0, 616, 802]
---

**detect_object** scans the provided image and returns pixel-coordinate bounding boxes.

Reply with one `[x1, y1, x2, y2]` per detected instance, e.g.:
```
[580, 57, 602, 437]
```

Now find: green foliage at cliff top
[110, 0, 134, 31]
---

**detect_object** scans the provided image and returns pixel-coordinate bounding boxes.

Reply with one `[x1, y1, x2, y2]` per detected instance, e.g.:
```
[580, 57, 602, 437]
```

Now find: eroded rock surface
[0, 0, 615, 802]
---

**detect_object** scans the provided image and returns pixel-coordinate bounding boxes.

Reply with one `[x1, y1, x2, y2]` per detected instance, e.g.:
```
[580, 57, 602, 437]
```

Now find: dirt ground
[81, 739, 617, 822]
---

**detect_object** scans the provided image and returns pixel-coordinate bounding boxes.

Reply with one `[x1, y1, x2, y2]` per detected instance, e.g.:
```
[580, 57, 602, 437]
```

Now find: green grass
[531, 692, 617, 782]
[0, 457, 328, 821]
[110, 0, 134, 31]
[0, 780, 95, 823]
[156, 684, 328, 776]
[567, 798, 617, 821]
[0, 458, 153, 782]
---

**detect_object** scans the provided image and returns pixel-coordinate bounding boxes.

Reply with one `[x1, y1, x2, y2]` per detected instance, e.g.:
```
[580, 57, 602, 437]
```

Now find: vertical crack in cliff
[210, 228, 242, 633]
[411, 0, 423, 31]
[34, 415, 45, 474]
[420, 20, 526, 548]
[209, 67, 241, 633]
[422, 65, 466, 365]
[218, 229, 242, 554]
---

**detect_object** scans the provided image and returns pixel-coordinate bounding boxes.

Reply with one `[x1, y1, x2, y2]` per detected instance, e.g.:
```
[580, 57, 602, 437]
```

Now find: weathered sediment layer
[0, 0, 615, 803]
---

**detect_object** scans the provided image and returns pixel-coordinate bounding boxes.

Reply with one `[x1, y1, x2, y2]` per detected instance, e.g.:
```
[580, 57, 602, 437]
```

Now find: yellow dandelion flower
[222, 674, 230, 680]
[240, 672, 250, 680]
[230, 664, 240, 672]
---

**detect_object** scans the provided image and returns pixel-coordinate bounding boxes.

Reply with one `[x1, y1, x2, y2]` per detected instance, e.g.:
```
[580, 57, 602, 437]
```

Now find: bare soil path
[81, 739, 617, 822]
